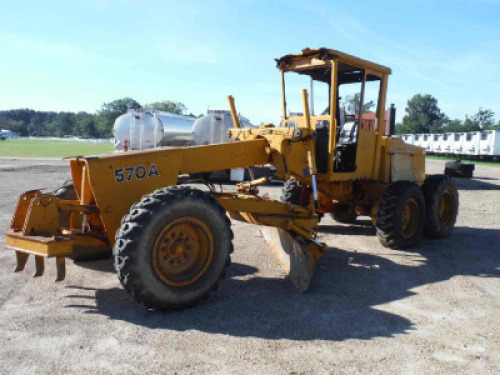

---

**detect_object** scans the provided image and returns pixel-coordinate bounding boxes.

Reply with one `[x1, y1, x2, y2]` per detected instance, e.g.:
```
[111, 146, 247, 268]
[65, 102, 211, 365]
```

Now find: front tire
[114, 186, 233, 310]
[421, 175, 458, 239]
[53, 179, 78, 201]
[376, 181, 426, 249]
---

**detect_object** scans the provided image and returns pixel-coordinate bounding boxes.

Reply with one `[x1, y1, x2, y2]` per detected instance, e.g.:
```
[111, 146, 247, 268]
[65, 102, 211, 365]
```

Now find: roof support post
[371, 74, 389, 180]
[328, 59, 338, 179]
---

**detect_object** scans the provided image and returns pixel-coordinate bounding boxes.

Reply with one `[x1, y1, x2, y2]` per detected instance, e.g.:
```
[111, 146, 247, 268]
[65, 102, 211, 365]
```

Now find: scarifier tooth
[55, 256, 66, 282]
[15, 251, 29, 272]
[34, 256, 45, 278]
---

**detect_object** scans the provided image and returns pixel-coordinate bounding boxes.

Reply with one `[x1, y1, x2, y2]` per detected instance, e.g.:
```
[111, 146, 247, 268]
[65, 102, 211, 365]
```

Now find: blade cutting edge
[261, 227, 315, 293]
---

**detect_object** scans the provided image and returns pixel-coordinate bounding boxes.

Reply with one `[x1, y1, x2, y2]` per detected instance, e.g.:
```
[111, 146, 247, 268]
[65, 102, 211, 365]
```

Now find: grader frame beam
[67, 129, 317, 245]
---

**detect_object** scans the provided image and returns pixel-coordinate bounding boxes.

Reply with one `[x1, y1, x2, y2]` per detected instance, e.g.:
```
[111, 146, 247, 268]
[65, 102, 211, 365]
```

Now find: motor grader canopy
[275, 47, 392, 78]
[274, 48, 396, 181]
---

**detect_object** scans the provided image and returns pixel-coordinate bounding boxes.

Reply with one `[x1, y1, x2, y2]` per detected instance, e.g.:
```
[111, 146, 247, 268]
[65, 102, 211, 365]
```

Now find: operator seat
[334, 107, 358, 172]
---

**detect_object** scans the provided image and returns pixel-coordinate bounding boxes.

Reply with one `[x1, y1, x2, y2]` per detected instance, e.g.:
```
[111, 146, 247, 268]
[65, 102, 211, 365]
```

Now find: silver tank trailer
[113, 110, 164, 151]
[156, 111, 196, 146]
[113, 109, 253, 151]
[193, 110, 254, 145]
[113, 110, 196, 150]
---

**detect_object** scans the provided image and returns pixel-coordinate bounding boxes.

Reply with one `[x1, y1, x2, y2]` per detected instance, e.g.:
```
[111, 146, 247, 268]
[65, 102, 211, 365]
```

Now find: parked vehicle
[452, 133, 466, 155]
[432, 134, 444, 154]
[464, 131, 480, 158]
[399, 130, 500, 160]
[479, 130, 500, 159]
[420, 134, 433, 152]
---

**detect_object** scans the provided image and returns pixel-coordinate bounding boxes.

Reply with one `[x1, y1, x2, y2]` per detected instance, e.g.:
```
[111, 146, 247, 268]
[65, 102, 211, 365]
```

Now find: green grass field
[426, 154, 500, 168]
[0, 138, 116, 158]
[2, 139, 500, 167]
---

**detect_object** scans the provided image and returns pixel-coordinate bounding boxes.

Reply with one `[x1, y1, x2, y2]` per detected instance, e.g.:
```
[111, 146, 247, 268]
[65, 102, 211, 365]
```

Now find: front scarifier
[7, 190, 85, 282]
[5, 47, 459, 311]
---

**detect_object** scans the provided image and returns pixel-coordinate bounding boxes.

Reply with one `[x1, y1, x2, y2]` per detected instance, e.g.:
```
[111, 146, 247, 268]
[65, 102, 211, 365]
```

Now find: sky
[1, 0, 499, 124]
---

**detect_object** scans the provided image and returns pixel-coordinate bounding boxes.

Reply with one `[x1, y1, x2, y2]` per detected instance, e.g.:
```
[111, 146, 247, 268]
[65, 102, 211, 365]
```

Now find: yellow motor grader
[5, 48, 458, 310]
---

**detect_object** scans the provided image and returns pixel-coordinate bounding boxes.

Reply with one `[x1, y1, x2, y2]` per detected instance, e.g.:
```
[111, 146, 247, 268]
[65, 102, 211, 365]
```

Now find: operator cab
[277, 48, 388, 177]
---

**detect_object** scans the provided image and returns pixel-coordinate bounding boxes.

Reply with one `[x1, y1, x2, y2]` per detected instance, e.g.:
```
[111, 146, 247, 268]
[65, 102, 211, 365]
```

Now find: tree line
[0, 99, 196, 138]
[396, 94, 500, 134]
[2, 94, 498, 138]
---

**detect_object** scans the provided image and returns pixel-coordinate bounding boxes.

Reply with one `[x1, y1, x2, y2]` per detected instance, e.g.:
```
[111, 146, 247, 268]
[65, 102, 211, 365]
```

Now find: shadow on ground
[318, 220, 375, 236]
[72, 257, 116, 273]
[452, 177, 500, 191]
[471, 176, 498, 181]
[65, 226, 499, 342]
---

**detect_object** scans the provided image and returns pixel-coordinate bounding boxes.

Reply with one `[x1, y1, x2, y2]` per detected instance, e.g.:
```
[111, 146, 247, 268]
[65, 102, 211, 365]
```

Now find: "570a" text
[115, 164, 160, 182]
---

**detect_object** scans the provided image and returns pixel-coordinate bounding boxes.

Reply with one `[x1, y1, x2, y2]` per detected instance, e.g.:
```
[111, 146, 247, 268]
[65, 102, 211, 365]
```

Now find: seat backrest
[338, 121, 358, 145]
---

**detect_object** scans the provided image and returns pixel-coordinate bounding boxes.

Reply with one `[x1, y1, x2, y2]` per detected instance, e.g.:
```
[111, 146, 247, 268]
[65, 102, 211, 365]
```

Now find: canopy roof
[276, 48, 392, 81]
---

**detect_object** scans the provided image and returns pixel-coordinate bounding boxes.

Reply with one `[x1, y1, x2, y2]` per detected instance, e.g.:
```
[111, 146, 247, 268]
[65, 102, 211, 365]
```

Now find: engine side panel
[384, 137, 425, 184]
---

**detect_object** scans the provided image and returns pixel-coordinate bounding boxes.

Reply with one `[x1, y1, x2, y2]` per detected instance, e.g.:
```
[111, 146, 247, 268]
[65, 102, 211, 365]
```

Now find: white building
[0, 129, 19, 138]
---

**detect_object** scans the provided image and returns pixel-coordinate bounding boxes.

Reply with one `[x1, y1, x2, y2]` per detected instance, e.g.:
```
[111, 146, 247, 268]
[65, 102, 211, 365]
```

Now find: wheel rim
[152, 217, 214, 287]
[439, 190, 454, 225]
[401, 198, 420, 238]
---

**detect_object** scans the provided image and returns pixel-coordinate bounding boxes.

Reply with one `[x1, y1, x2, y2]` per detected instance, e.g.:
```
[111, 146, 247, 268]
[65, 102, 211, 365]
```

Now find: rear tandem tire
[113, 186, 233, 310]
[421, 175, 459, 239]
[376, 181, 426, 249]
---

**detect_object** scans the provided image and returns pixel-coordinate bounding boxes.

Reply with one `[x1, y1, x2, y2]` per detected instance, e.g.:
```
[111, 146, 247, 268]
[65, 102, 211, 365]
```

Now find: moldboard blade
[261, 227, 315, 293]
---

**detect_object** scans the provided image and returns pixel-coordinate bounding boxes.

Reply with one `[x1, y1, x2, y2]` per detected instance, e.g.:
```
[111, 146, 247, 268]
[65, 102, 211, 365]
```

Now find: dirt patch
[0, 159, 498, 374]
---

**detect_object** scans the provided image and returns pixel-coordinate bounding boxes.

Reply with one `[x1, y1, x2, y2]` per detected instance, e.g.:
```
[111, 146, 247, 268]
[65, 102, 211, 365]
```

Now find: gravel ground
[0, 158, 498, 374]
